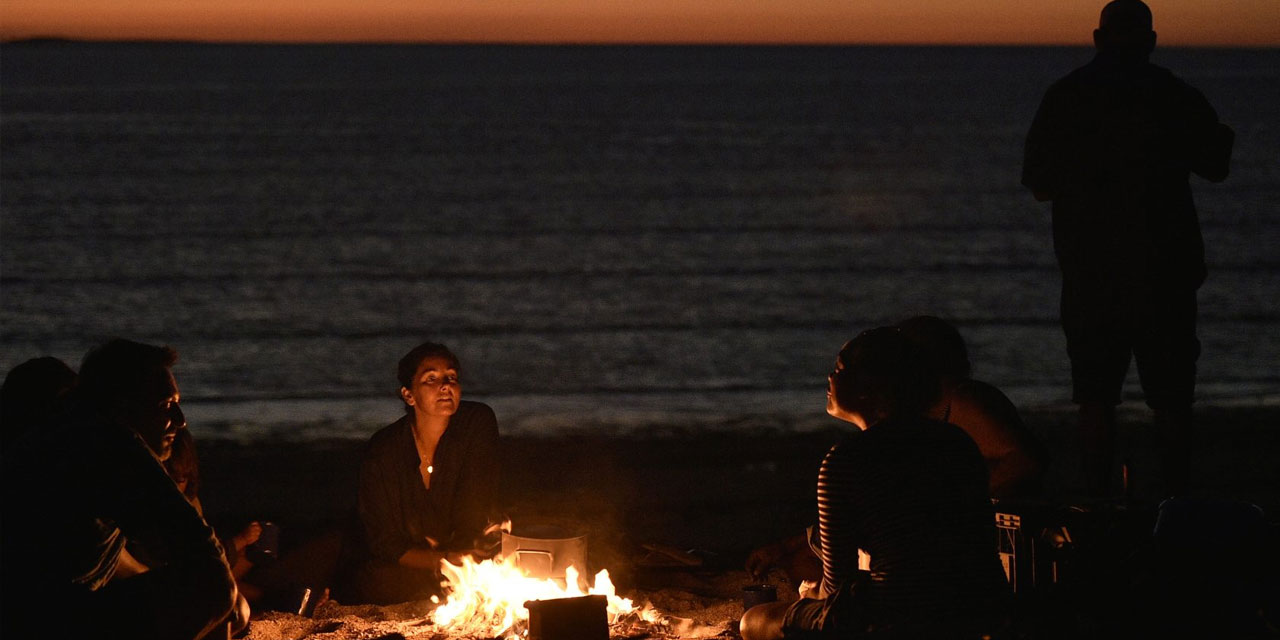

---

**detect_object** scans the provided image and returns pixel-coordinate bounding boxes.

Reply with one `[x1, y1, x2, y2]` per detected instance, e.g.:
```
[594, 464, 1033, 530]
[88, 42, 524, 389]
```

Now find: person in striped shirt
[741, 328, 1009, 639]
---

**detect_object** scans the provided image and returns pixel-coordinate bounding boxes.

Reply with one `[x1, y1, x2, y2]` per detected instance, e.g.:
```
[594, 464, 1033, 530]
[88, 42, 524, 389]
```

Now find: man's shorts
[1061, 282, 1199, 409]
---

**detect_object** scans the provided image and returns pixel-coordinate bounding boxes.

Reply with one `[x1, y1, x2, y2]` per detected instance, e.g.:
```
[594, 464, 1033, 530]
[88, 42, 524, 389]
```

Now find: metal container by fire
[500, 524, 588, 583]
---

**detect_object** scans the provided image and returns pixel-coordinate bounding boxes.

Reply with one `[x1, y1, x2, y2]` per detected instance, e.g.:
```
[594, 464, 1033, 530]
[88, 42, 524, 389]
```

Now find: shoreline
[196, 404, 1280, 560]
[183, 386, 1280, 443]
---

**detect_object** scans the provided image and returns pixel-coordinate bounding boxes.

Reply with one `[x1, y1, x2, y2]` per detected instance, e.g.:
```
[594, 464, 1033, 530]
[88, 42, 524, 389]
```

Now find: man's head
[1094, 0, 1156, 60]
[897, 315, 972, 382]
[78, 339, 185, 460]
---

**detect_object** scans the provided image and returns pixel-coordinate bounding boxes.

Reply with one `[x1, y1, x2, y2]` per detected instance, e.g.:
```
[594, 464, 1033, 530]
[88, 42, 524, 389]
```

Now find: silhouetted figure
[897, 316, 1050, 499]
[1, 339, 245, 639]
[741, 329, 1008, 640]
[1, 356, 77, 446]
[345, 342, 500, 604]
[1022, 0, 1232, 497]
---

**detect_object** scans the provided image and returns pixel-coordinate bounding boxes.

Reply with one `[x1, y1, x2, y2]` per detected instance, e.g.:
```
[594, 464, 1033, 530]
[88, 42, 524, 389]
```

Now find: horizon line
[5, 36, 1275, 50]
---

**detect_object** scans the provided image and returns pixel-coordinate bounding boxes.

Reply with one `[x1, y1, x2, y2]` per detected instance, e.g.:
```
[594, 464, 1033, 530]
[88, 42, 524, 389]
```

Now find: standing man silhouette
[1022, 0, 1233, 497]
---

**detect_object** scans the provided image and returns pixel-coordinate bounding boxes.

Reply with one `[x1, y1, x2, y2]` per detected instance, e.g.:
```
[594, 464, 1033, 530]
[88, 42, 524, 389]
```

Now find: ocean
[2, 43, 1277, 441]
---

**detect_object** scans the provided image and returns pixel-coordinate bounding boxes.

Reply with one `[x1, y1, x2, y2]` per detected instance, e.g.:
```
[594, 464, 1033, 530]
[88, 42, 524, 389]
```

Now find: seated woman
[346, 342, 500, 605]
[741, 328, 1009, 639]
[897, 315, 1050, 500]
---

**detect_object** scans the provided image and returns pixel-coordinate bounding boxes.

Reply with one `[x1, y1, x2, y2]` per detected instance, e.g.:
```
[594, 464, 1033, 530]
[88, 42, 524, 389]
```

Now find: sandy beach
[191, 404, 1280, 639]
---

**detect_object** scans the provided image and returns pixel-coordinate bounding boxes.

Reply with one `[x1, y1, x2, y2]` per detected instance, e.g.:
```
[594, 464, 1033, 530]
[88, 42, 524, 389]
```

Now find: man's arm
[113, 547, 151, 579]
[1022, 81, 1079, 203]
[1191, 122, 1233, 183]
[1181, 82, 1232, 183]
[106, 432, 238, 636]
[109, 434, 232, 576]
[1022, 93, 1058, 202]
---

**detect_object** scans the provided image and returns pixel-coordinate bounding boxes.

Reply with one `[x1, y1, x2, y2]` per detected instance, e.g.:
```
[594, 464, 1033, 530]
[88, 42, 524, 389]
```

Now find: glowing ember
[430, 555, 662, 639]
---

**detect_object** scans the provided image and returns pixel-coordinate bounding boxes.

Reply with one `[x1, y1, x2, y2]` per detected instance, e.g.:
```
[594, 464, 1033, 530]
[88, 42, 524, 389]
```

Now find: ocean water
[2, 44, 1277, 441]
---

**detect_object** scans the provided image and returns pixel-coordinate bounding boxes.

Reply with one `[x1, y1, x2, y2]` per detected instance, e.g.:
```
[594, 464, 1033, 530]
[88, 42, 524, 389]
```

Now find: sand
[192, 405, 1280, 639]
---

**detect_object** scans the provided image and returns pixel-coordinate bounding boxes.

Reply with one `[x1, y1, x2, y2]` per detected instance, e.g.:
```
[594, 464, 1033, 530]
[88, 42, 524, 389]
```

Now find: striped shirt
[816, 417, 1008, 628]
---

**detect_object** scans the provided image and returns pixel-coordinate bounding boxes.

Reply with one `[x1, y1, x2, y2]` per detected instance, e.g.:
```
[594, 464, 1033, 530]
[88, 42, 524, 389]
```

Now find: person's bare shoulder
[947, 380, 1026, 449]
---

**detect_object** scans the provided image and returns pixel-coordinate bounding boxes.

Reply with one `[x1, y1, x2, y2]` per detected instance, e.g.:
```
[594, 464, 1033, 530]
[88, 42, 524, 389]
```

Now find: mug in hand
[247, 521, 280, 563]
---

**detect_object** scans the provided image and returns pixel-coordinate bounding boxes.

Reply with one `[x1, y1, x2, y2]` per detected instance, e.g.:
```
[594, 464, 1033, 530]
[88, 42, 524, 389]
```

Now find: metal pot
[500, 524, 588, 583]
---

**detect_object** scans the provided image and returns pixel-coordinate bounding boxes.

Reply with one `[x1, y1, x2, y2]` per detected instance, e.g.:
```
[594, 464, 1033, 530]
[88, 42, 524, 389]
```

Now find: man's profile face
[128, 368, 186, 460]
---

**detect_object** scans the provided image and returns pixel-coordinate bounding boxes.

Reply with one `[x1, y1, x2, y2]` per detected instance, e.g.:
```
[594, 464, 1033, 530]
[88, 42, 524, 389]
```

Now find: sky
[1, 0, 1277, 46]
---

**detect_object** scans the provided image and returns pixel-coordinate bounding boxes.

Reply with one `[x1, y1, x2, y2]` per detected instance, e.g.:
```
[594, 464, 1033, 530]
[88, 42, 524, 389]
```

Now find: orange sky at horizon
[2, 0, 1277, 47]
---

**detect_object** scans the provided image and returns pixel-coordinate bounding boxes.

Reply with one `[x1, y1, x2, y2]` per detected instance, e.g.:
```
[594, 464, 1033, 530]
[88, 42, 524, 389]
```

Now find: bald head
[1100, 0, 1152, 31]
[1094, 0, 1156, 60]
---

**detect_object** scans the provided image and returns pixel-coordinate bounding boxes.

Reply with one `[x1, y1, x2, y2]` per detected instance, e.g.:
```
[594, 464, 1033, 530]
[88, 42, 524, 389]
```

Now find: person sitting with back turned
[346, 341, 501, 605]
[1, 356, 78, 447]
[1, 339, 244, 640]
[1022, 0, 1233, 497]
[897, 315, 1050, 500]
[741, 328, 1009, 640]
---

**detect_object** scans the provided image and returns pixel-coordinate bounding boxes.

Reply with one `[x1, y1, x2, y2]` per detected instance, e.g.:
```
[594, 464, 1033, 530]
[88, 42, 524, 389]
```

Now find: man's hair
[897, 315, 972, 380]
[396, 342, 461, 390]
[77, 339, 178, 410]
[832, 327, 940, 421]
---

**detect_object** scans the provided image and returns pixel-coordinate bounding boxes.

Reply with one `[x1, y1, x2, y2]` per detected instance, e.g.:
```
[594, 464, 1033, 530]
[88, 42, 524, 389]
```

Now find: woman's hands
[745, 531, 822, 585]
[745, 540, 789, 581]
[232, 521, 263, 553]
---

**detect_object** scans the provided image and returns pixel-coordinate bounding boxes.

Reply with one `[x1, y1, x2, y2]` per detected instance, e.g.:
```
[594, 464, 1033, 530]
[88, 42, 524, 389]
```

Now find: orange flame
[429, 555, 661, 639]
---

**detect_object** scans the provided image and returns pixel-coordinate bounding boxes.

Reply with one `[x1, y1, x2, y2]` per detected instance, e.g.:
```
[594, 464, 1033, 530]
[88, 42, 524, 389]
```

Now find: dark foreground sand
[195, 405, 1280, 639]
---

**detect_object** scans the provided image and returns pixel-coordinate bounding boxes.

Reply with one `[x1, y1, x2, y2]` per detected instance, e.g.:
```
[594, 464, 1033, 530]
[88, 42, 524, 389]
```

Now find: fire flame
[430, 555, 661, 639]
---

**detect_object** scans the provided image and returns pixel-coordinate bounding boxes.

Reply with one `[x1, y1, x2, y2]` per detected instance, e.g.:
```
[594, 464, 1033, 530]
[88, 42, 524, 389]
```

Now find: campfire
[259, 522, 734, 640]
[429, 554, 663, 639]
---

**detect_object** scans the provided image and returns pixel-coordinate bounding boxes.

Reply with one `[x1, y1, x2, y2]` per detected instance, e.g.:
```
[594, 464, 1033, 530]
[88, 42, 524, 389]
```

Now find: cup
[247, 521, 280, 563]
[742, 583, 778, 610]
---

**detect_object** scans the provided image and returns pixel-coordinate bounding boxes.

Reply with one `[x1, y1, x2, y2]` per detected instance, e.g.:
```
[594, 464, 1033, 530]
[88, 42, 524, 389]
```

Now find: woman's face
[400, 355, 460, 420]
[826, 352, 868, 430]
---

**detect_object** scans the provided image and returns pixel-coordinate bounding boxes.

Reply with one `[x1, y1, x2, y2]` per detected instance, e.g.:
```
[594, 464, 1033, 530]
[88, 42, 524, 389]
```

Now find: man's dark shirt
[357, 401, 499, 563]
[1, 409, 231, 598]
[1022, 53, 1231, 297]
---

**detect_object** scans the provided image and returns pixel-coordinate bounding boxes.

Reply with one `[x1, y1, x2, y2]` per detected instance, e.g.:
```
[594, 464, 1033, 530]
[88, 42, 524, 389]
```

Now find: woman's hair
[396, 342, 461, 414]
[396, 342, 461, 389]
[896, 315, 972, 380]
[164, 428, 201, 502]
[2, 357, 78, 439]
[832, 327, 941, 422]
